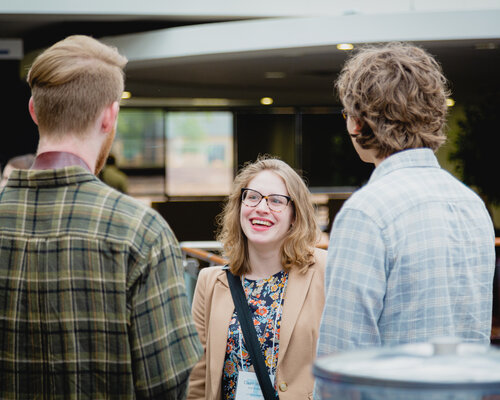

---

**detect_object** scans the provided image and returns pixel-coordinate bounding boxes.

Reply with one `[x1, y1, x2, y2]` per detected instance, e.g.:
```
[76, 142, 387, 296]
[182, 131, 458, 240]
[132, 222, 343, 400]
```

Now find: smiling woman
[188, 155, 327, 400]
[239, 170, 295, 273]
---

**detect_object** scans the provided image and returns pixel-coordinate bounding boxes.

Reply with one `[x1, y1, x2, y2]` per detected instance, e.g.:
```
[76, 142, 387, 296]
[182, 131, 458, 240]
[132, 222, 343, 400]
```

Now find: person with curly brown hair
[317, 42, 496, 355]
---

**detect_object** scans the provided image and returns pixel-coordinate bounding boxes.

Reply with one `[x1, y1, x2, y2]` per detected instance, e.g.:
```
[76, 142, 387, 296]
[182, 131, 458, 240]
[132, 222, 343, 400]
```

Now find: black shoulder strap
[225, 268, 278, 400]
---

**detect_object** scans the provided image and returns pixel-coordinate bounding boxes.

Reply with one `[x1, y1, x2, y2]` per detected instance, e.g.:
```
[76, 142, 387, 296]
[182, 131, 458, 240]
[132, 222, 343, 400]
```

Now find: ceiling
[119, 39, 500, 107]
[2, 11, 500, 108]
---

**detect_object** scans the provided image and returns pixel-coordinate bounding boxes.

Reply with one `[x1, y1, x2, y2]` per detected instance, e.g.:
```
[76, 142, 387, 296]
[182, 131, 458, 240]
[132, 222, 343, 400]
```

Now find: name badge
[235, 370, 275, 399]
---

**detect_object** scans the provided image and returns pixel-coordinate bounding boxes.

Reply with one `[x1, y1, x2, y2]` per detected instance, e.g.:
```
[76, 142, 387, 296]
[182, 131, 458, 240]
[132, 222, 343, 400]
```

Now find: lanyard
[238, 274, 288, 373]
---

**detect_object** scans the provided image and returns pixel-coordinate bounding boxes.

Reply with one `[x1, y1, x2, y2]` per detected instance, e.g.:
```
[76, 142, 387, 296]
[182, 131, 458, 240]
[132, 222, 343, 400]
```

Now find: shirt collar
[7, 166, 96, 188]
[368, 148, 441, 184]
[32, 151, 92, 173]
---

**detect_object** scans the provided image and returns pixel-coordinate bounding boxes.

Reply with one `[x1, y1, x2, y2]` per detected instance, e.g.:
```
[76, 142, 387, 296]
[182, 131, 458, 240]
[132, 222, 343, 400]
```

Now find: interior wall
[301, 112, 373, 188]
[235, 112, 295, 168]
[0, 60, 38, 168]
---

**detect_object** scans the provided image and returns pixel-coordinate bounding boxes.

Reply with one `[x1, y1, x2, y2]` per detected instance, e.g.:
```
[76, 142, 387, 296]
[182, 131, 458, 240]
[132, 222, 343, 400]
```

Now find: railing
[180, 236, 331, 277]
[182, 246, 227, 265]
[180, 241, 226, 279]
[181, 237, 500, 279]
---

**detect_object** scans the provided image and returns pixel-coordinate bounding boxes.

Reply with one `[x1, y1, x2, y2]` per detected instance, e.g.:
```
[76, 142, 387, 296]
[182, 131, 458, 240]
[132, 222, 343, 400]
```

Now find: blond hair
[217, 155, 320, 276]
[336, 42, 450, 158]
[27, 35, 127, 137]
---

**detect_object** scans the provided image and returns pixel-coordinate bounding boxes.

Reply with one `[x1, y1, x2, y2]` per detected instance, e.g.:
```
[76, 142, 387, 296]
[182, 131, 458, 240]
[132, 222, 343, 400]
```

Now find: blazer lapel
[209, 271, 235, 397]
[278, 267, 315, 363]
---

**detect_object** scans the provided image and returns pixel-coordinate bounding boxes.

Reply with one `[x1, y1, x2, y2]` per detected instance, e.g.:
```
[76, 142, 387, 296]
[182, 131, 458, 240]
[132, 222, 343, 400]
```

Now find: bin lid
[313, 338, 500, 389]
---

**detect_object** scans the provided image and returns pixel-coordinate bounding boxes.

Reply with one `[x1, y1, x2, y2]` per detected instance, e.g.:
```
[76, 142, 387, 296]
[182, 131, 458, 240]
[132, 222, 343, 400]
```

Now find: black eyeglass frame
[240, 188, 292, 212]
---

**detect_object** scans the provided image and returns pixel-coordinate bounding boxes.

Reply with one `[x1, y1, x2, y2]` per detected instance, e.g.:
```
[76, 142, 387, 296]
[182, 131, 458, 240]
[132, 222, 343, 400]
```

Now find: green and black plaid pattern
[0, 167, 202, 399]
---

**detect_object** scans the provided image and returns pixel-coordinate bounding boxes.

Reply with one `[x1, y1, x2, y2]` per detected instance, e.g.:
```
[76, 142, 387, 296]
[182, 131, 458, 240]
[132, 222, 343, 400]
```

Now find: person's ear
[352, 117, 364, 135]
[28, 97, 38, 125]
[101, 101, 119, 133]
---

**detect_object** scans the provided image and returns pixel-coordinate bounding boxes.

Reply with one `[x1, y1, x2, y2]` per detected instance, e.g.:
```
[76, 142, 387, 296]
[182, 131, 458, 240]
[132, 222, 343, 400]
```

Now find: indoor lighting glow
[260, 97, 274, 105]
[121, 91, 132, 99]
[265, 71, 286, 79]
[475, 42, 497, 50]
[337, 43, 354, 51]
[446, 98, 455, 107]
[192, 98, 230, 106]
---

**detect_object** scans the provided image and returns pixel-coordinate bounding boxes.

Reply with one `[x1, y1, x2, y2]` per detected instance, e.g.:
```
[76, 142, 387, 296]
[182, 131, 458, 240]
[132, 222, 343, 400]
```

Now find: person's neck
[245, 245, 284, 280]
[32, 151, 92, 173]
[36, 133, 97, 174]
[373, 155, 386, 167]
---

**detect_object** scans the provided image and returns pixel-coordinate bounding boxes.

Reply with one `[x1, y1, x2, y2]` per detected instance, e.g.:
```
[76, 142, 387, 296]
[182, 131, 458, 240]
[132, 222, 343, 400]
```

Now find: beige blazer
[188, 248, 326, 400]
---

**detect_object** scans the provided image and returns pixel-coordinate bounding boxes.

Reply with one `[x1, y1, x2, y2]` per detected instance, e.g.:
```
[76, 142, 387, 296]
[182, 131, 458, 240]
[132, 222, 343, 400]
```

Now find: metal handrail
[181, 246, 227, 266]
[181, 237, 500, 277]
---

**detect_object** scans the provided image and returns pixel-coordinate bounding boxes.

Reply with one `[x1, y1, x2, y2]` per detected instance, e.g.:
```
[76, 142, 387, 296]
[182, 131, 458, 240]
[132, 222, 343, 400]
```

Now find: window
[113, 109, 234, 197]
[113, 109, 165, 197]
[166, 111, 234, 196]
[115, 109, 164, 168]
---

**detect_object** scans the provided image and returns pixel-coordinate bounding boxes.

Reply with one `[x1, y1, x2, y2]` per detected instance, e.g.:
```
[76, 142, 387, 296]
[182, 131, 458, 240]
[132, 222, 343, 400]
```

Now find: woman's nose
[255, 197, 270, 212]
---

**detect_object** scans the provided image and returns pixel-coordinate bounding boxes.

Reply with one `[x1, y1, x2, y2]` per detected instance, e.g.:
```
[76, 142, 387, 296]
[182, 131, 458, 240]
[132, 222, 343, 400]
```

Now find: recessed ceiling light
[260, 97, 273, 105]
[121, 91, 132, 99]
[192, 98, 230, 106]
[474, 43, 498, 50]
[265, 71, 286, 79]
[337, 43, 354, 51]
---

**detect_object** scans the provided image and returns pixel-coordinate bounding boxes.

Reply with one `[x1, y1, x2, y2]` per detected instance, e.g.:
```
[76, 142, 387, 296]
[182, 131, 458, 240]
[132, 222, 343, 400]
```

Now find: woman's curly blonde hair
[216, 155, 320, 276]
[336, 42, 450, 158]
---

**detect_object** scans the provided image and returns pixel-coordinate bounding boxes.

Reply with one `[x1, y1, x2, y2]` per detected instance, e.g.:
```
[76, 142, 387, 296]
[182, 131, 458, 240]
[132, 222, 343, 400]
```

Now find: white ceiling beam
[102, 10, 500, 67]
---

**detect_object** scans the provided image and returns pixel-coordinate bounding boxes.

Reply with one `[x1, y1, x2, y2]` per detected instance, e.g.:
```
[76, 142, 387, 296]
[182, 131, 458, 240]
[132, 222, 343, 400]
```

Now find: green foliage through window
[450, 95, 500, 205]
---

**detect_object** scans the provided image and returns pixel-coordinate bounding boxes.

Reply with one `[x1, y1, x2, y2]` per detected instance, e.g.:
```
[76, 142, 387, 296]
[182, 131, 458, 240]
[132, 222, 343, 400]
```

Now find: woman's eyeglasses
[241, 188, 292, 212]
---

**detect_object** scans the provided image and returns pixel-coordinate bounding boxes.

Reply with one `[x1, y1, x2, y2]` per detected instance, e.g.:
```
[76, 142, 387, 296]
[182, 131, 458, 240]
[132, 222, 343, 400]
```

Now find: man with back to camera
[0, 35, 202, 399]
[317, 42, 496, 355]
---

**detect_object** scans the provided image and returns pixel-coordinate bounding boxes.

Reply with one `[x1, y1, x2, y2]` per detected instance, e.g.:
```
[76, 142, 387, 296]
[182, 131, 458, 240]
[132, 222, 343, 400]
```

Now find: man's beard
[95, 127, 115, 175]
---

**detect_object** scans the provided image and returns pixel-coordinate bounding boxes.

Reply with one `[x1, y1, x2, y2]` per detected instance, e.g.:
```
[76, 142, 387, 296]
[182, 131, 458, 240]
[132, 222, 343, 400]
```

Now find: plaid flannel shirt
[317, 149, 496, 355]
[0, 166, 203, 399]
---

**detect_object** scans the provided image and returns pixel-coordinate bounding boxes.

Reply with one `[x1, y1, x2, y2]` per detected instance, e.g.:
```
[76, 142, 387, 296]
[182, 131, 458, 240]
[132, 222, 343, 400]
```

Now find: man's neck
[32, 151, 92, 173]
[36, 133, 98, 173]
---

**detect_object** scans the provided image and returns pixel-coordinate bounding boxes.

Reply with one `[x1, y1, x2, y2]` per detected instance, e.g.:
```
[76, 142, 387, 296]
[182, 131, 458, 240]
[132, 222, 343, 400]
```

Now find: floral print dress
[221, 270, 289, 399]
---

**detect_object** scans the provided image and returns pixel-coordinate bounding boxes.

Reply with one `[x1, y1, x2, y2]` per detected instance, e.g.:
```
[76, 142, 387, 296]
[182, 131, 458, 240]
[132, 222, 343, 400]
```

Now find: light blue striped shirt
[317, 148, 495, 355]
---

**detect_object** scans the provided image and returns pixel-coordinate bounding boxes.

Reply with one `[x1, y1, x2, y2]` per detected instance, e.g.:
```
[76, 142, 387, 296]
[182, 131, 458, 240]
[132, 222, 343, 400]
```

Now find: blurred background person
[99, 153, 129, 193]
[0, 153, 35, 187]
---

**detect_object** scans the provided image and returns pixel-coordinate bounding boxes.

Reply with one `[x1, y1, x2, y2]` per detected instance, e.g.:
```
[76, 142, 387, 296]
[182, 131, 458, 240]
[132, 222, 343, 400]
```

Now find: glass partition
[115, 108, 164, 168]
[165, 111, 233, 196]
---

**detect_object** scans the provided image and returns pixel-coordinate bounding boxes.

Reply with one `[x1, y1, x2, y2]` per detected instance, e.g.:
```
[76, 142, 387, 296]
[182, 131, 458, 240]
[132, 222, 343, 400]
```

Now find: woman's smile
[240, 170, 294, 248]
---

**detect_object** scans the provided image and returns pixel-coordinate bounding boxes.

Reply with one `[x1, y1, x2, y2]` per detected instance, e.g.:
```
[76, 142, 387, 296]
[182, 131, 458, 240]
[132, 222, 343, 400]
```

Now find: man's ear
[352, 117, 364, 135]
[28, 97, 38, 125]
[101, 101, 119, 133]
